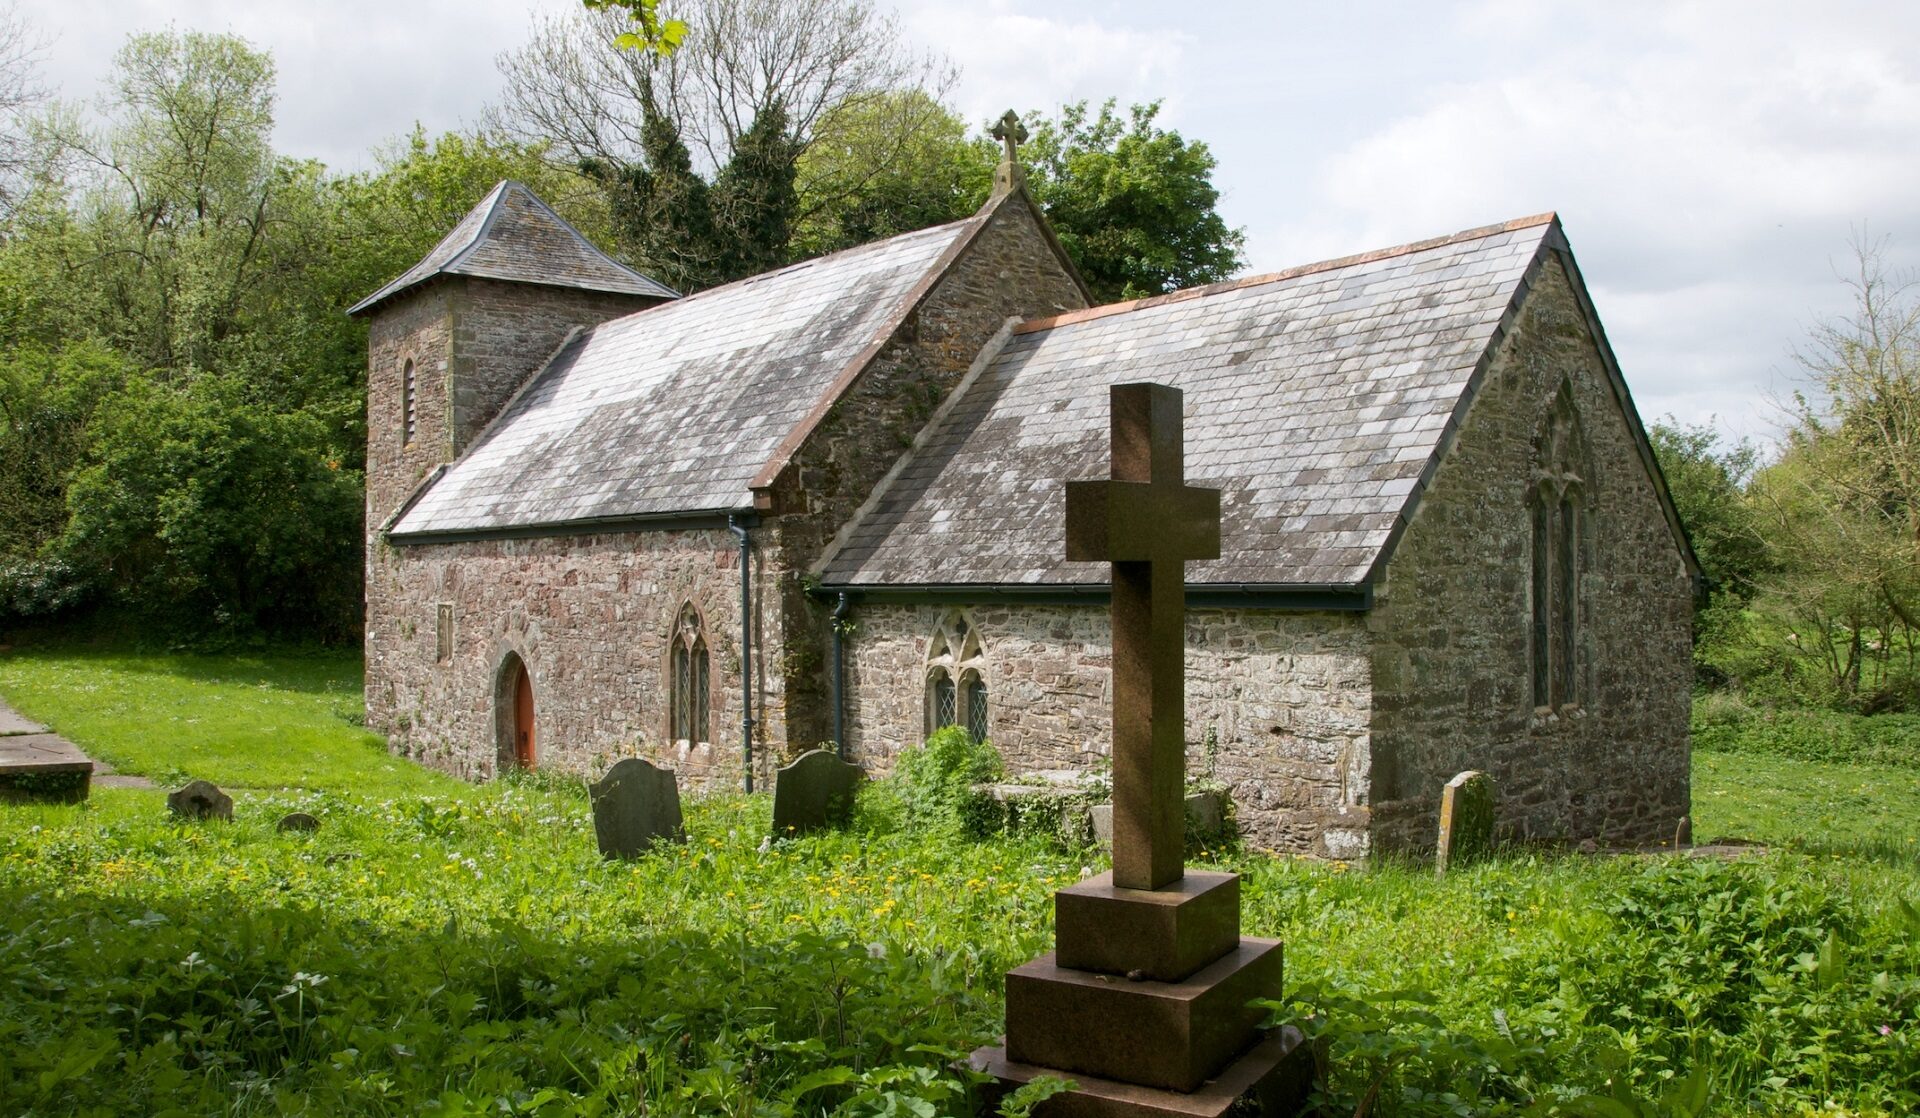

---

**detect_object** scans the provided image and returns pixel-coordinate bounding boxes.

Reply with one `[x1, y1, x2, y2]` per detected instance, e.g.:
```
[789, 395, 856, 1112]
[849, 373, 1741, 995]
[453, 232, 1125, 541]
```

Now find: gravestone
[589, 758, 685, 858]
[971, 383, 1314, 1116]
[770, 748, 863, 837]
[1435, 770, 1497, 876]
[277, 811, 321, 833]
[167, 780, 233, 821]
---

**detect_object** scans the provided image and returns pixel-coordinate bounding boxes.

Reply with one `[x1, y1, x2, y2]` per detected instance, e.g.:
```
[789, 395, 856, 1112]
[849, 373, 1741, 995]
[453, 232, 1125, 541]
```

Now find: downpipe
[832, 592, 852, 758]
[728, 515, 755, 792]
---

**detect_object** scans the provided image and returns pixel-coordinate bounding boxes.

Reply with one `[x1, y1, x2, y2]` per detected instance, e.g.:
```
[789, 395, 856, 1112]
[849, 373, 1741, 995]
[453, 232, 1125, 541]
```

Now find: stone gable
[1365, 252, 1692, 852]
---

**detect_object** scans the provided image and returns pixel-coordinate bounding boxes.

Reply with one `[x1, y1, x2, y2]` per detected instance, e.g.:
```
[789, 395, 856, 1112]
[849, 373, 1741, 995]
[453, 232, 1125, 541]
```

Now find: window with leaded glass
[925, 612, 989, 739]
[670, 602, 710, 744]
[964, 671, 989, 742]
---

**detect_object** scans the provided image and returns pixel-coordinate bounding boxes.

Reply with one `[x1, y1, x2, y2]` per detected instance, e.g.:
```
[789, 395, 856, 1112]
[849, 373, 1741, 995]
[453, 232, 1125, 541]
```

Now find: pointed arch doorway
[497, 652, 536, 771]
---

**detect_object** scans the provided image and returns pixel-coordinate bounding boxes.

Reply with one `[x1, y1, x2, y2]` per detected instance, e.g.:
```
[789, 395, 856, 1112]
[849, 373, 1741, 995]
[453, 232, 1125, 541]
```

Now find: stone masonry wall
[449, 280, 663, 455]
[365, 528, 783, 792]
[844, 602, 1373, 857]
[365, 277, 705, 788]
[364, 278, 660, 531]
[1365, 254, 1693, 853]
[768, 191, 1088, 751]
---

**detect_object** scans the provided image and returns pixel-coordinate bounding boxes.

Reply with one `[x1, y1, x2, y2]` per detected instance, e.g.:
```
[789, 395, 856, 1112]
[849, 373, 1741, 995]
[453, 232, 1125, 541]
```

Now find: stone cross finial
[990, 109, 1029, 194]
[1065, 383, 1221, 890]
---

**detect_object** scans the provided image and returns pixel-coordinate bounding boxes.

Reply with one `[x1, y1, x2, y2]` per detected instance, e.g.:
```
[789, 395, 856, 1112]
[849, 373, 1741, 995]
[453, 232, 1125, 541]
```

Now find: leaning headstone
[770, 748, 863, 837]
[277, 811, 320, 833]
[1435, 770, 1497, 876]
[588, 758, 685, 858]
[167, 780, 233, 822]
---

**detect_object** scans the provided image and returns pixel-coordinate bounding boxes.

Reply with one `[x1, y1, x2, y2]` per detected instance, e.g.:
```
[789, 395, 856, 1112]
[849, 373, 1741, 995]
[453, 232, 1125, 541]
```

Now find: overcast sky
[21, 0, 1920, 448]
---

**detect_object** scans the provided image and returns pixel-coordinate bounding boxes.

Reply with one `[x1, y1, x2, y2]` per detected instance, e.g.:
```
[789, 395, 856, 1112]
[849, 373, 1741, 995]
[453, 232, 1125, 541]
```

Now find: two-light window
[926, 613, 989, 741]
[670, 602, 711, 745]
[1531, 386, 1587, 714]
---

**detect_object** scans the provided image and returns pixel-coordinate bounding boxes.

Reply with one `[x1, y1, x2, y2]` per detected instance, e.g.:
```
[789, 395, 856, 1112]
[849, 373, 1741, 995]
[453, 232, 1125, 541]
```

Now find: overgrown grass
[0, 645, 455, 794]
[1693, 692, 1920, 770]
[0, 646, 1916, 1116]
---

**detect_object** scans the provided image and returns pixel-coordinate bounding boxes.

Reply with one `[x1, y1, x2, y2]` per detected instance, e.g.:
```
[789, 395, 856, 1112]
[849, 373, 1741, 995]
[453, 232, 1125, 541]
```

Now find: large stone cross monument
[971, 383, 1313, 1117]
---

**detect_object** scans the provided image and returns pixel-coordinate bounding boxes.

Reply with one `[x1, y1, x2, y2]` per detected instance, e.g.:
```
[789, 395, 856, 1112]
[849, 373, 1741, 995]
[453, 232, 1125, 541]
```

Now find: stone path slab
[0, 701, 48, 736]
[0, 694, 155, 792]
[0, 732, 92, 772]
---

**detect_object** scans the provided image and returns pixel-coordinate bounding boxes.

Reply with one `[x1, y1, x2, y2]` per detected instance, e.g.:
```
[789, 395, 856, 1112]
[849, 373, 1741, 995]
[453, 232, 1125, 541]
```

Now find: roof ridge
[649, 211, 986, 315]
[1014, 211, 1559, 336]
[746, 197, 1012, 496]
[440, 180, 516, 276]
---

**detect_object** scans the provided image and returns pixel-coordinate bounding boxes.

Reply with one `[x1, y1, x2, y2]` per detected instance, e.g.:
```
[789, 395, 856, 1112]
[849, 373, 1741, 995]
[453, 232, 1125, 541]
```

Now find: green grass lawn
[0, 645, 1916, 1117]
[1694, 750, 1920, 855]
[0, 645, 460, 795]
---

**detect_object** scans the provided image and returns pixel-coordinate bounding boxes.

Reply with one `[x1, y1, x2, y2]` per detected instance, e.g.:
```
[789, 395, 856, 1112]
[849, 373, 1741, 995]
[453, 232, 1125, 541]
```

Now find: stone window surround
[925, 610, 989, 739]
[402, 356, 418, 446]
[667, 599, 713, 747]
[1529, 383, 1590, 725]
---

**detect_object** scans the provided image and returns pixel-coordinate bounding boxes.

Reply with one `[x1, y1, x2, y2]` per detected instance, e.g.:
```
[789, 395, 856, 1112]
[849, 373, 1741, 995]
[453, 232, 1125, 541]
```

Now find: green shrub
[887, 725, 1004, 838]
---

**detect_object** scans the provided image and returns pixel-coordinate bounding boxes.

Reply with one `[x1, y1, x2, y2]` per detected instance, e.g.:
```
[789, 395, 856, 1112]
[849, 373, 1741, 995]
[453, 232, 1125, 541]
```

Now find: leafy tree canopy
[1017, 100, 1246, 304]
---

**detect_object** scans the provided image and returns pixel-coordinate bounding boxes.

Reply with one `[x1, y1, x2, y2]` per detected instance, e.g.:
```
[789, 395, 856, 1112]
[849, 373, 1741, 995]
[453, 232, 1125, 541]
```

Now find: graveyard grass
[1, 647, 1917, 1117]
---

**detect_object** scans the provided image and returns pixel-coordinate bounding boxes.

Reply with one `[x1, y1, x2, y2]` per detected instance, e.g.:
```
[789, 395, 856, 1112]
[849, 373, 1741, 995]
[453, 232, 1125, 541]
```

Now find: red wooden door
[513, 662, 536, 768]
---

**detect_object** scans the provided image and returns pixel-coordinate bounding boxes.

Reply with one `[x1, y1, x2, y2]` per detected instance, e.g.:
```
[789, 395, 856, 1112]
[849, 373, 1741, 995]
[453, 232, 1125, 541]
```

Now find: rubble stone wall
[843, 601, 1373, 857]
[769, 191, 1089, 749]
[364, 528, 782, 792]
[1364, 254, 1694, 853]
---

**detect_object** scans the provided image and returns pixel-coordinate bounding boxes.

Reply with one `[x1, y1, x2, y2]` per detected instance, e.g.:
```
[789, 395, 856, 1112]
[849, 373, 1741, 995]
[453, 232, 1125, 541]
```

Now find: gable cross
[1065, 383, 1221, 891]
[989, 109, 1029, 194]
[990, 109, 1029, 163]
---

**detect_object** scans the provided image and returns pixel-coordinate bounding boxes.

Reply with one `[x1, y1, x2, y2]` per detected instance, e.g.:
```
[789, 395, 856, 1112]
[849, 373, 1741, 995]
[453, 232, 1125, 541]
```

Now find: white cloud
[901, 0, 1192, 128]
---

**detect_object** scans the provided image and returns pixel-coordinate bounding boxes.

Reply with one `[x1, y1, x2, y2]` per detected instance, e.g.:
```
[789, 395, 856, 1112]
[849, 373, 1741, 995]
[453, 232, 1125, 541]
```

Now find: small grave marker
[168, 780, 233, 822]
[277, 812, 320, 833]
[770, 748, 863, 837]
[588, 758, 685, 858]
[1435, 770, 1497, 875]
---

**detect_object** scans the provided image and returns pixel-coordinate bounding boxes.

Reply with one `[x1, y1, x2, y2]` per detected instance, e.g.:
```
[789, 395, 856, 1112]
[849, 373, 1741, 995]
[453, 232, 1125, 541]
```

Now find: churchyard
[0, 641, 1915, 1117]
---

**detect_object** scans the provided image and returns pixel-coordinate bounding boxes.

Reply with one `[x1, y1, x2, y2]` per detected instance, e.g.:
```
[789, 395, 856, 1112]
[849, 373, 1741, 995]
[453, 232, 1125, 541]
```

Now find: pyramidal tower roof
[348, 181, 679, 316]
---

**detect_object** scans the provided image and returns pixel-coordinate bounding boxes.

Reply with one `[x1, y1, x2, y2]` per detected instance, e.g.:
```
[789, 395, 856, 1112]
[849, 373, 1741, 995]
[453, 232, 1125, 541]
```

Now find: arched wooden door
[511, 659, 536, 768]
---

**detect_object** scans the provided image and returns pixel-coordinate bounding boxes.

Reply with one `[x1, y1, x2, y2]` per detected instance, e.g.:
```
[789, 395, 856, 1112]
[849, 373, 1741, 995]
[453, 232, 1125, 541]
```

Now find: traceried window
[402, 359, 418, 446]
[1531, 384, 1589, 713]
[670, 602, 711, 745]
[925, 612, 990, 740]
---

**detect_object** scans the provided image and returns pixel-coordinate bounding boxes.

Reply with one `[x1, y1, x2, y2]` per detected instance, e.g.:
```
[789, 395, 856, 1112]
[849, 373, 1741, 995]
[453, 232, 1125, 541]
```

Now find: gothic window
[925, 612, 990, 740]
[435, 603, 453, 664]
[402, 359, 417, 446]
[1531, 384, 1589, 713]
[670, 602, 711, 744]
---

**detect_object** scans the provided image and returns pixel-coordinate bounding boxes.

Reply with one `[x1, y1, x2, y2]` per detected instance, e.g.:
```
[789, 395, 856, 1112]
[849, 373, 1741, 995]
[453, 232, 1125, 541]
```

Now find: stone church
[352, 155, 1697, 858]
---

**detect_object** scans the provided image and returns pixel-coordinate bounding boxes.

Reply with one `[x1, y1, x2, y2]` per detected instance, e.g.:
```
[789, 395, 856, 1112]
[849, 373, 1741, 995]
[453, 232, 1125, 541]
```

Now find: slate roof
[817, 215, 1560, 589]
[348, 181, 678, 316]
[388, 216, 983, 536]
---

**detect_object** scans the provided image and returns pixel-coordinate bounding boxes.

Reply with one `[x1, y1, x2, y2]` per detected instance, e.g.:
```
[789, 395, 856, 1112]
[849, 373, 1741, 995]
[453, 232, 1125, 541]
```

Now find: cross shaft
[1064, 383, 1220, 890]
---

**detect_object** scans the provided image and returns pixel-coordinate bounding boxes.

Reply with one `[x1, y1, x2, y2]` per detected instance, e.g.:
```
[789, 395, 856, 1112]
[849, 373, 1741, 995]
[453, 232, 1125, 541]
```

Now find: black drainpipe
[728, 514, 754, 792]
[831, 592, 852, 758]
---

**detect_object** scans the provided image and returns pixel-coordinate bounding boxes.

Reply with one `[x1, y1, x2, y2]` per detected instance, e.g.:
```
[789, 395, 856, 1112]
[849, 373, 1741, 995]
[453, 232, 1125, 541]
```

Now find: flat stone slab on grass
[589, 758, 685, 858]
[0, 702, 48, 736]
[771, 749, 864, 837]
[0, 732, 95, 803]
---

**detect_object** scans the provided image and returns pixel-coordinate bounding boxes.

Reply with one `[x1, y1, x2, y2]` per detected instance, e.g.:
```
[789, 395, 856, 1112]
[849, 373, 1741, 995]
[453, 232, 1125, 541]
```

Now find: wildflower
[1882, 1025, 1895, 1036]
